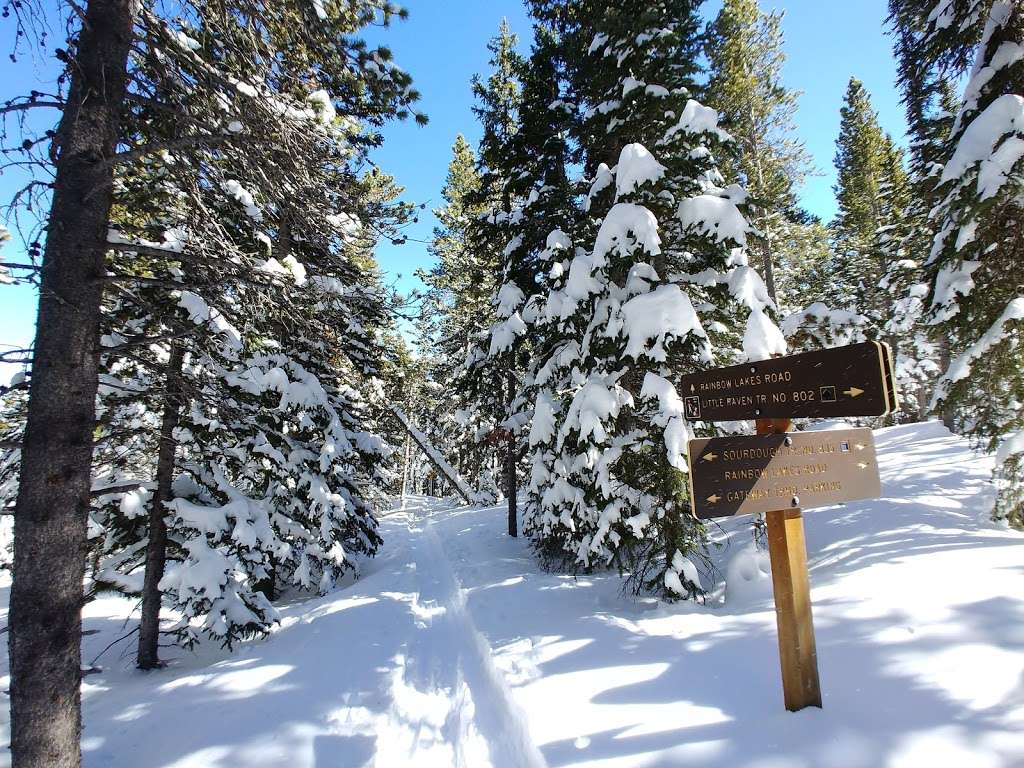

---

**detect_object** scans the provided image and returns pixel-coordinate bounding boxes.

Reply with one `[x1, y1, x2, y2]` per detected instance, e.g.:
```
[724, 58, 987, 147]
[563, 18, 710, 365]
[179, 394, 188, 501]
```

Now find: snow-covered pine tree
[888, 5, 977, 426]
[704, 0, 817, 307]
[482, 23, 580, 535]
[418, 135, 503, 497]
[902, 0, 1024, 527]
[824, 78, 916, 363]
[523, 0, 783, 596]
[451, 20, 527, 501]
[54, 1, 423, 664]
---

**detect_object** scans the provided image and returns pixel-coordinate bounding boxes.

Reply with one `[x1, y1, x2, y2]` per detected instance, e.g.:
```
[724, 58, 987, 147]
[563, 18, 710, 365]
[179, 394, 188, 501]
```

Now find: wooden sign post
[682, 341, 895, 713]
[758, 418, 821, 712]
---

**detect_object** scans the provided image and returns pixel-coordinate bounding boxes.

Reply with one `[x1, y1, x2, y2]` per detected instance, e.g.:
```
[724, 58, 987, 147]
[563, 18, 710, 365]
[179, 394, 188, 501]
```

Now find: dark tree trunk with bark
[938, 335, 955, 430]
[137, 341, 185, 669]
[9, 2, 138, 766]
[506, 371, 517, 537]
[760, 241, 778, 305]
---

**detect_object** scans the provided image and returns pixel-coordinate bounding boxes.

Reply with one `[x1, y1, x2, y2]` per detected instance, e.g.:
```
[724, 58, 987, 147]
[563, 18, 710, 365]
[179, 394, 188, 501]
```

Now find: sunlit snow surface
[0, 422, 1022, 767]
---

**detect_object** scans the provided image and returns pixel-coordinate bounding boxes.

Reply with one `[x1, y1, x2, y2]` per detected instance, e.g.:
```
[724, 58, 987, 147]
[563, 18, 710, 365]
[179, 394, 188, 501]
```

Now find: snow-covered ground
[1, 421, 1022, 767]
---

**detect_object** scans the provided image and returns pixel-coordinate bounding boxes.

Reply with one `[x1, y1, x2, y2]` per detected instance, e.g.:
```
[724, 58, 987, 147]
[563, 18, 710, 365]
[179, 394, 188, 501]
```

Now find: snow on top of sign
[743, 306, 787, 362]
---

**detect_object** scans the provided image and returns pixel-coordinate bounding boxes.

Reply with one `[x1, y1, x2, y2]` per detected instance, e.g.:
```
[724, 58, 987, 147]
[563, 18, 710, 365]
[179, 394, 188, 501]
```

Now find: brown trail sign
[677, 341, 898, 422]
[678, 342, 895, 714]
[687, 428, 880, 520]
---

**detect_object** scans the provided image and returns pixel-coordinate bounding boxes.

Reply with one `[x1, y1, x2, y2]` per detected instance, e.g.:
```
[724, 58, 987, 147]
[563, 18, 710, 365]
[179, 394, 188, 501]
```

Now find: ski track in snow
[374, 507, 547, 768]
[0, 422, 1022, 768]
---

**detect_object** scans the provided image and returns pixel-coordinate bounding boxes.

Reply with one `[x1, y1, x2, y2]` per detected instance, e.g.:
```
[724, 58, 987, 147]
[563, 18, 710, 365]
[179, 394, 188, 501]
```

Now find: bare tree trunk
[506, 372, 517, 537]
[9, 3, 138, 766]
[400, 431, 411, 503]
[137, 341, 185, 669]
[938, 334, 955, 430]
[759, 234, 779, 305]
[745, 115, 779, 306]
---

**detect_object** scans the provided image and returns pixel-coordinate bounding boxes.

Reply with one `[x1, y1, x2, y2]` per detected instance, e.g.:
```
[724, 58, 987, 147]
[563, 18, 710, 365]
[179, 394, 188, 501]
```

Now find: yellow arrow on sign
[702, 452, 718, 462]
[855, 443, 866, 451]
[707, 494, 721, 504]
[844, 387, 865, 398]
[857, 461, 869, 469]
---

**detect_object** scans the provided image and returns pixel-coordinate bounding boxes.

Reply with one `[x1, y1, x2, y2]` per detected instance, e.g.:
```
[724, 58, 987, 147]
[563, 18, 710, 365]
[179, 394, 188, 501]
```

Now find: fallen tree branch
[90, 481, 150, 498]
[88, 625, 140, 667]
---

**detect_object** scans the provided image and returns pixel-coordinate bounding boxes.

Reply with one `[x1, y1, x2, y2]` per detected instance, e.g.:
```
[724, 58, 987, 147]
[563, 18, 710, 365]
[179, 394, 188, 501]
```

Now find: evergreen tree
[429, 20, 527, 502]
[903, 0, 1024, 527]
[1, 0, 424, 715]
[483, 24, 580, 536]
[828, 78, 919, 375]
[418, 135, 499, 495]
[471, 19, 524, 203]
[832, 78, 894, 289]
[889, 1, 966, 423]
[704, 0, 815, 305]
[523, 0, 782, 596]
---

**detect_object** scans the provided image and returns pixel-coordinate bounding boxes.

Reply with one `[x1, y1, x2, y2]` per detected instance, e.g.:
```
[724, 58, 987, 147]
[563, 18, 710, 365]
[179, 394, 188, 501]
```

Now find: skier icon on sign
[684, 395, 701, 420]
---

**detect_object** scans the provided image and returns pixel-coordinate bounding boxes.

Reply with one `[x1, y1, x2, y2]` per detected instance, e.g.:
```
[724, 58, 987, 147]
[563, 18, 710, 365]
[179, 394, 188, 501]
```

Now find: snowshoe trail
[375, 503, 547, 768]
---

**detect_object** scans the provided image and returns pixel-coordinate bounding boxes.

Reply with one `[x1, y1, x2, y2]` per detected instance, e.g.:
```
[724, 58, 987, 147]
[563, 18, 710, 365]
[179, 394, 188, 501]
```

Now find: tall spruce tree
[483, 24, 579, 536]
[459, 20, 527, 499]
[888, 2, 971, 425]
[704, 0, 815, 306]
[522, 0, 783, 596]
[828, 78, 918, 367]
[1, 1, 422, 760]
[418, 135, 499, 494]
[896, 0, 1024, 527]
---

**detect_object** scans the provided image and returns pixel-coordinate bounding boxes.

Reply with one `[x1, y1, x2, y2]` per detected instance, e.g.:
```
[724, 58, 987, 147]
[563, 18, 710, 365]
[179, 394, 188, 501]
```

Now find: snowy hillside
[1, 421, 1022, 768]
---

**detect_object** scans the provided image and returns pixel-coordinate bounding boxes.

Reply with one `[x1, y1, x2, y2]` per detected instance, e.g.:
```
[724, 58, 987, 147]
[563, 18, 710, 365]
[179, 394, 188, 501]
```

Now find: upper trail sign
[677, 341, 898, 422]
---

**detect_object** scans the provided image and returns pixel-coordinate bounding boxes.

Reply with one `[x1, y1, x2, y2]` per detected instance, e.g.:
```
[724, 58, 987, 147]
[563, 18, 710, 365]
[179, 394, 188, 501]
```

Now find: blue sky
[0, 0, 905, 379]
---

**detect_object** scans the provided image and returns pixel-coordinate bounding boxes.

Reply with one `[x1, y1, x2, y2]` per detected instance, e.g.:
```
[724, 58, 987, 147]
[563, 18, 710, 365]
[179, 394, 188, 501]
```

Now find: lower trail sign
[687, 427, 880, 520]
